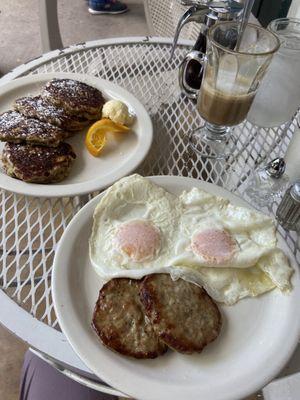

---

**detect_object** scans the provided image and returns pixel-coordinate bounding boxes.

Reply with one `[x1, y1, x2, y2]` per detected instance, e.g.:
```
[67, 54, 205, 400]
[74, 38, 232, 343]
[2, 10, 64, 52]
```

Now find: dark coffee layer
[198, 83, 255, 126]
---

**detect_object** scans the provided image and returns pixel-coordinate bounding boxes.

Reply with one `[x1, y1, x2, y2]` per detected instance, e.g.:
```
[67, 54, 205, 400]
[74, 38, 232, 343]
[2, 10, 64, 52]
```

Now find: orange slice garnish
[85, 119, 130, 157]
[85, 126, 107, 157]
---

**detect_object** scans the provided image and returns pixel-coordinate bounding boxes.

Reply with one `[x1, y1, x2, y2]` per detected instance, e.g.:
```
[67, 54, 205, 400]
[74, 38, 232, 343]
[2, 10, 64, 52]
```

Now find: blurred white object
[263, 372, 300, 400]
[248, 18, 300, 128]
[285, 127, 300, 183]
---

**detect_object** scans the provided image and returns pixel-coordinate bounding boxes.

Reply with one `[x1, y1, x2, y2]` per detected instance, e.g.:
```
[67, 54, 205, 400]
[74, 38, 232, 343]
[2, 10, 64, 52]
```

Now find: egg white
[89, 175, 293, 305]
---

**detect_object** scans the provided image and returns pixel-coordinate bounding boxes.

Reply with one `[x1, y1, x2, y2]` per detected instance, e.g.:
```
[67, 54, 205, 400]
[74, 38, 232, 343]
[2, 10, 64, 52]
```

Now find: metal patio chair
[38, 0, 197, 53]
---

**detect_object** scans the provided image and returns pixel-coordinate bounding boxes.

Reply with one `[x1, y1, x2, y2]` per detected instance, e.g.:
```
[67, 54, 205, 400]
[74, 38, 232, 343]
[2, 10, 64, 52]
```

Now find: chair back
[144, 0, 199, 40]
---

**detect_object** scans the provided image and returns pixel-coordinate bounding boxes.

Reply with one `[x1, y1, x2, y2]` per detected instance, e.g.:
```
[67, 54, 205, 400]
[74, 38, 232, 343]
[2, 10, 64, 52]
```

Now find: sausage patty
[140, 274, 222, 354]
[92, 278, 168, 359]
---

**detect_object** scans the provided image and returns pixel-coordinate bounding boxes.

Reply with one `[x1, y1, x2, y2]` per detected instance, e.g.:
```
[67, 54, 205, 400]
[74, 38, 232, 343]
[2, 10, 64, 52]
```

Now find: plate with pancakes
[0, 73, 152, 197]
[52, 175, 300, 400]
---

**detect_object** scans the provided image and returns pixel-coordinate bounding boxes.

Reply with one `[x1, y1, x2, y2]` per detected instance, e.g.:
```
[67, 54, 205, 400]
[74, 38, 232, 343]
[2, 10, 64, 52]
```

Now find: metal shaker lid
[265, 158, 286, 178]
[291, 182, 300, 202]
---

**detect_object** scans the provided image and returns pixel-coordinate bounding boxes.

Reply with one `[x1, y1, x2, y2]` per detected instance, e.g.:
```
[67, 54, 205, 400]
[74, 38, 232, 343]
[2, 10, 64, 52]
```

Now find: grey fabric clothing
[20, 350, 117, 400]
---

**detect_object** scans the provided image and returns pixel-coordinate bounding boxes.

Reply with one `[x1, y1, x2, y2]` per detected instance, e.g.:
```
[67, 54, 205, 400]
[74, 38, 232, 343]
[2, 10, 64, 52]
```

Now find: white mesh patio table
[0, 37, 299, 397]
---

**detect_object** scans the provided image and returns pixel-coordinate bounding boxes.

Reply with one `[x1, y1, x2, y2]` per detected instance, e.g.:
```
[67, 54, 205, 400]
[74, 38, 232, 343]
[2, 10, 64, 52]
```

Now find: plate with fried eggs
[52, 174, 300, 400]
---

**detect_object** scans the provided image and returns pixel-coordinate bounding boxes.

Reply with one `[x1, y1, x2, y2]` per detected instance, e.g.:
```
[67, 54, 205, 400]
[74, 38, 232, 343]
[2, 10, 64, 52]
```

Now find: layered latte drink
[197, 77, 256, 126]
[190, 21, 280, 159]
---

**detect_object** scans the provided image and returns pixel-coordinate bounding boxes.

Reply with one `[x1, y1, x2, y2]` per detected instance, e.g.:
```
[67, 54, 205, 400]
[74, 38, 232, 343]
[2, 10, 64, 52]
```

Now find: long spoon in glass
[235, 0, 255, 50]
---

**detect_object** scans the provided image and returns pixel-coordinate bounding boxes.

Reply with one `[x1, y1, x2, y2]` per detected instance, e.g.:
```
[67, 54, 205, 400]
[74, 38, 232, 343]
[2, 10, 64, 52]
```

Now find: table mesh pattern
[0, 42, 299, 329]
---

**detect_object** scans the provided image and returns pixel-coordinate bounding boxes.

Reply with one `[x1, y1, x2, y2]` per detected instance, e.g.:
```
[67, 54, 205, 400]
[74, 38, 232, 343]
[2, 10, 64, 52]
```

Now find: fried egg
[89, 175, 293, 305]
[89, 174, 182, 277]
[169, 189, 278, 269]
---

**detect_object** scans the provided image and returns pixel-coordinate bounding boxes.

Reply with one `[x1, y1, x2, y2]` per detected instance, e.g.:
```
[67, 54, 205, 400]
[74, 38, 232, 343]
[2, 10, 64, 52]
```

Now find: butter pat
[102, 100, 134, 126]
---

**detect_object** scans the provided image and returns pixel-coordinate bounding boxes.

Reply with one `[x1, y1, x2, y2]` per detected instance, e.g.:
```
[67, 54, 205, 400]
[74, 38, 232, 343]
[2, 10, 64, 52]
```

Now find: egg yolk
[115, 220, 161, 262]
[191, 229, 236, 265]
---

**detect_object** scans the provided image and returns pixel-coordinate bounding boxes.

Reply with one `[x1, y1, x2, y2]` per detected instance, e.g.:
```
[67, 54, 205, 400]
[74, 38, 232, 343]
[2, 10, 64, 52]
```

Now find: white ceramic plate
[52, 176, 300, 400]
[0, 73, 152, 197]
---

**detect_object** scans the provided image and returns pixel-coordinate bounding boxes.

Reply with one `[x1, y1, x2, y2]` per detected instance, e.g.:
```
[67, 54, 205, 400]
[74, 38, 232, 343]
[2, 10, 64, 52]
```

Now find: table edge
[0, 36, 193, 85]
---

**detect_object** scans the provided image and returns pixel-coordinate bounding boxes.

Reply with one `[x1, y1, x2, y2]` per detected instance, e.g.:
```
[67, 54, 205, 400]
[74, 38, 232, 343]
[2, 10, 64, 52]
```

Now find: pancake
[14, 96, 89, 132]
[0, 111, 68, 146]
[41, 79, 105, 120]
[2, 142, 76, 183]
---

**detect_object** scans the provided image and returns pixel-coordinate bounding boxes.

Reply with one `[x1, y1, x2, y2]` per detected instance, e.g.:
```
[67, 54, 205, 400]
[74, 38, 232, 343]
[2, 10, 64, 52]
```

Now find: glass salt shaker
[276, 182, 300, 230]
[244, 158, 290, 208]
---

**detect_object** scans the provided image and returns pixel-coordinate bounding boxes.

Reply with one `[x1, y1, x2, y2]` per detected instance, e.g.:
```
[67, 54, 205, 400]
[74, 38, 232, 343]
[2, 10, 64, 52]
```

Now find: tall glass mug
[191, 22, 280, 159]
[248, 18, 300, 127]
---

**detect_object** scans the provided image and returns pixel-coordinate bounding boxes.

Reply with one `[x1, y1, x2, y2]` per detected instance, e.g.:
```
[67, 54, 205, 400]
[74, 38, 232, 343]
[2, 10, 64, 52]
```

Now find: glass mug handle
[179, 50, 207, 100]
